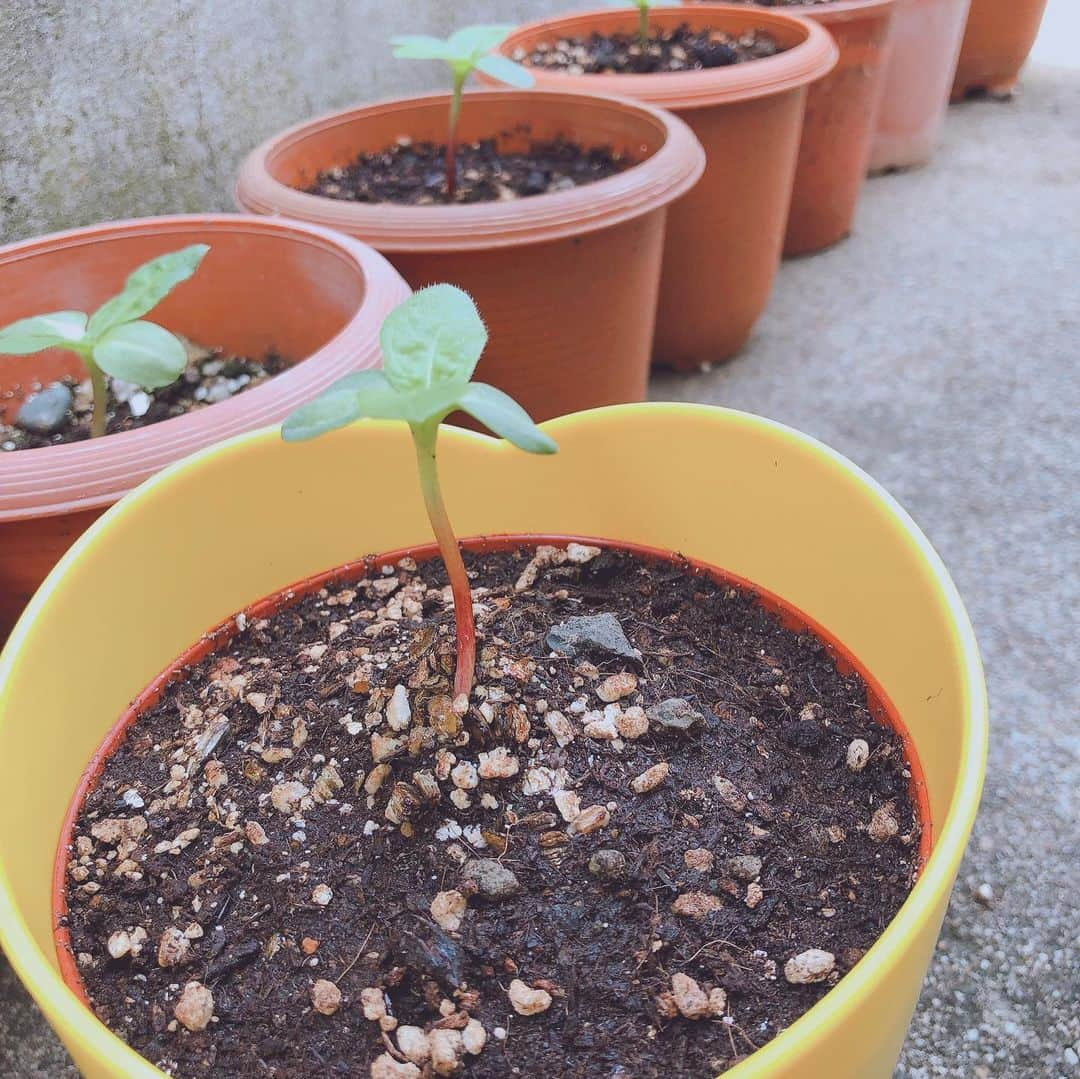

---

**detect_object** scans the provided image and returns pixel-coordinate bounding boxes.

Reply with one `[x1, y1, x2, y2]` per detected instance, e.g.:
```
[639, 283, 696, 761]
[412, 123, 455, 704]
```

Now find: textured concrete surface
[1029, 0, 1079, 68]
[1, 0, 1073, 244]
[0, 0, 555, 242]
[0, 49, 1077, 1079]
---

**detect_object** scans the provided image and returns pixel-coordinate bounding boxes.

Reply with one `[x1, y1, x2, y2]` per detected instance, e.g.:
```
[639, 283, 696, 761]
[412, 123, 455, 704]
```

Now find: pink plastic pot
[870, 0, 973, 171]
[0, 215, 410, 639]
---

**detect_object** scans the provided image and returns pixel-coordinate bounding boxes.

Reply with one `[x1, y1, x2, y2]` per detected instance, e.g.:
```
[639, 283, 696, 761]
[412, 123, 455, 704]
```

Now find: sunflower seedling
[609, 0, 681, 47]
[282, 284, 556, 698]
[390, 25, 534, 199]
[0, 245, 209, 438]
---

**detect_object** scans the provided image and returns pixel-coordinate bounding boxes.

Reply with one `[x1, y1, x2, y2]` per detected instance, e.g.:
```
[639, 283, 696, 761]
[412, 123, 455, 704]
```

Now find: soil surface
[0, 339, 287, 452]
[516, 25, 783, 76]
[63, 544, 920, 1078]
[305, 135, 633, 206]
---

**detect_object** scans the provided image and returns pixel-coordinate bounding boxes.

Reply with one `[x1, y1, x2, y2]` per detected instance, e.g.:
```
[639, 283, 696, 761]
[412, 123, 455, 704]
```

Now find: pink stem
[413, 421, 475, 698]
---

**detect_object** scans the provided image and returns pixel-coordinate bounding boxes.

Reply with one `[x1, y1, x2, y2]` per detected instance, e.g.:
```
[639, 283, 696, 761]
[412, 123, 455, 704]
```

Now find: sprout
[282, 285, 556, 698]
[608, 0, 681, 47]
[0, 245, 209, 438]
[390, 25, 534, 199]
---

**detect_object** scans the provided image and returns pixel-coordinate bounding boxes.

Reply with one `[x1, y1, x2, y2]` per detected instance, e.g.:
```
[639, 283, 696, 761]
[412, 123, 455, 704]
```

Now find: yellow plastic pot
[0, 404, 986, 1078]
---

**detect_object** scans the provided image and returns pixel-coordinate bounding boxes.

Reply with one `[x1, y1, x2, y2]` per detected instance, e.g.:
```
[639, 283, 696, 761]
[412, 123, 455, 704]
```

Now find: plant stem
[411, 419, 475, 698]
[638, 3, 649, 47]
[85, 355, 109, 438]
[445, 69, 467, 201]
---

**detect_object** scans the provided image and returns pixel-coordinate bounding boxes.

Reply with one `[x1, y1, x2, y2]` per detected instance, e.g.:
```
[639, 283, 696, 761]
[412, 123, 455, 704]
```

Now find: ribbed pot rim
[489, 4, 840, 109]
[0, 214, 409, 521]
[234, 88, 706, 253]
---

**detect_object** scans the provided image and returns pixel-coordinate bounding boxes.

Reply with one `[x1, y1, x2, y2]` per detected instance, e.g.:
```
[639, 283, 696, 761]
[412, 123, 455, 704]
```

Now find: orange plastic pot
[235, 89, 705, 419]
[951, 0, 1048, 100]
[0, 215, 410, 641]
[729, 0, 901, 256]
[487, 6, 837, 368]
[53, 532, 934, 1004]
[869, 0, 972, 171]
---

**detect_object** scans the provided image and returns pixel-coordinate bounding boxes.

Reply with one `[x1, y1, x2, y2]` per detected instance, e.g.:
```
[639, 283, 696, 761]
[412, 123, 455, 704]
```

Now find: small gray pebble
[14, 382, 73, 435]
[462, 858, 520, 900]
[647, 698, 705, 733]
[547, 613, 642, 661]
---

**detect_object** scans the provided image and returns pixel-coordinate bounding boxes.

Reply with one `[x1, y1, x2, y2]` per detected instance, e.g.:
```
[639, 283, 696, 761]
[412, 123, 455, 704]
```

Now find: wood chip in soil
[62, 544, 921, 1078]
[304, 134, 633, 205]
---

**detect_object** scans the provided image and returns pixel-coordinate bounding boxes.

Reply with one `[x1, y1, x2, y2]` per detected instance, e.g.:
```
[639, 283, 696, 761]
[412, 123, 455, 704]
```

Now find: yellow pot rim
[0, 403, 988, 1078]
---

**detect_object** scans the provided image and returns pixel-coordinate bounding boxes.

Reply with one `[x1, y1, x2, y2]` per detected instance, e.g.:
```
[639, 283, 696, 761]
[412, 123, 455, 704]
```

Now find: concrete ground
[1, 66, 1077, 1079]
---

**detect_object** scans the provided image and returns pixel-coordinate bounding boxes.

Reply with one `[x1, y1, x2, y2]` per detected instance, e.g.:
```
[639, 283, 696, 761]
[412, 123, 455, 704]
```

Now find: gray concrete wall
[0, 0, 556, 243]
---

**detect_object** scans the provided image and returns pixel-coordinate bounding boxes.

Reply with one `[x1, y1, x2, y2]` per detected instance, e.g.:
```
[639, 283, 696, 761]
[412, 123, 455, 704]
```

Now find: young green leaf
[281, 370, 403, 442]
[380, 284, 488, 394]
[389, 34, 458, 61]
[457, 382, 558, 454]
[288, 284, 550, 444]
[0, 244, 209, 439]
[0, 311, 88, 355]
[86, 244, 210, 340]
[91, 320, 187, 389]
[474, 53, 536, 88]
[447, 24, 516, 57]
[390, 23, 535, 199]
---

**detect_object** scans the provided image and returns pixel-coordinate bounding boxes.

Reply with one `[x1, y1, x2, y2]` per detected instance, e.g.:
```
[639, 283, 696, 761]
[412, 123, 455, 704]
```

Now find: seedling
[0, 245, 209, 438]
[390, 25, 534, 199]
[609, 0, 681, 47]
[282, 285, 556, 698]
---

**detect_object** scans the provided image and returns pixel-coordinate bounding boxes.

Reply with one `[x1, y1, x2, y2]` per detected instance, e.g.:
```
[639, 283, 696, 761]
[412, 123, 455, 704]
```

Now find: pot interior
[0, 221, 368, 421]
[265, 93, 671, 193]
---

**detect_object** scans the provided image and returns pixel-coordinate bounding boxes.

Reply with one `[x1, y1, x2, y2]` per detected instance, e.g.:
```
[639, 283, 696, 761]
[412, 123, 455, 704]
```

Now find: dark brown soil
[304, 134, 633, 206]
[62, 545, 920, 1079]
[516, 24, 784, 76]
[0, 339, 287, 452]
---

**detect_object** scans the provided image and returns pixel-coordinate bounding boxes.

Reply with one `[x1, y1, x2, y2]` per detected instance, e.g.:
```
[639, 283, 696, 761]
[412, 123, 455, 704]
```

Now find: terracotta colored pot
[235, 89, 705, 419]
[0, 404, 987, 1078]
[486, 6, 838, 368]
[53, 530, 934, 1007]
[951, 0, 1048, 100]
[754, 0, 902, 256]
[0, 214, 410, 640]
[710, 0, 901, 254]
[869, 0, 972, 171]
